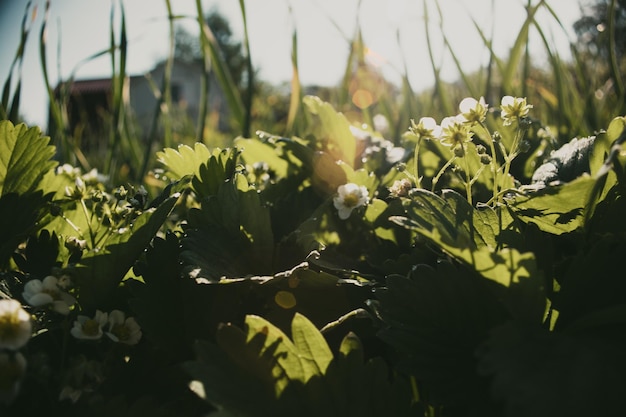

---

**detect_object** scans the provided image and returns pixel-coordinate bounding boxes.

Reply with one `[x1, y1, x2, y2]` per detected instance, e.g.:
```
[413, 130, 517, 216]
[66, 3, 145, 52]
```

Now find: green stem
[61, 215, 84, 239]
[499, 126, 524, 197]
[469, 164, 486, 187]
[414, 141, 422, 188]
[431, 156, 456, 192]
[478, 121, 499, 205]
[79, 199, 96, 248]
[463, 153, 473, 206]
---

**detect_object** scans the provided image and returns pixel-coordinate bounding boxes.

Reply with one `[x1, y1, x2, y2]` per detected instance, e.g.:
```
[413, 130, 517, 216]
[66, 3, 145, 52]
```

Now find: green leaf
[590, 117, 625, 176]
[290, 313, 333, 379]
[11, 230, 61, 277]
[74, 192, 180, 310]
[237, 175, 275, 266]
[236, 137, 290, 179]
[477, 321, 626, 416]
[182, 171, 274, 280]
[192, 148, 239, 198]
[185, 313, 418, 416]
[0, 120, 57, 196]
[212, 314, 311, 398]
[508, 176, 596, 235]
[390, 189, 511, 253]
[128, 232, 189, 357]
[0, 191, 52, 268]
[156, 142, 213, 180]
[375, 261, 508, 407]
[552, 235, 626, 330]
[303, 96, 356, 167]
[390, 189, 544, 322]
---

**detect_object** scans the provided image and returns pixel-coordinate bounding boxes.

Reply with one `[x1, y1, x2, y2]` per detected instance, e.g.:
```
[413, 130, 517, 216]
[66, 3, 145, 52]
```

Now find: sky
[0, 0, 583, 129]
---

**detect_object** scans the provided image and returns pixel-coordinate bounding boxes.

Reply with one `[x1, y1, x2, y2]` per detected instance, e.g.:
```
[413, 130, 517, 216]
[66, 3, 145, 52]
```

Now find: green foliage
[0, 121, 57, 268]
[185, 313, 419, 417]
[3, 81, 626, 417]
[375, 261, 507, 409]
[3, 0, 626, 412]
[303, 95, 356, 167]
[73, 189, 180, 311]
[0, 191, 52, 268]
[0, 120, 57, 196]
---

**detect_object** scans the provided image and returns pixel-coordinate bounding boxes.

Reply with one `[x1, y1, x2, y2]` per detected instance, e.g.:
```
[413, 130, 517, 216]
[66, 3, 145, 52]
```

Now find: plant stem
[431, 156, 456, 192]
[414, 141, 422, 188]
[463, 153, 473, 206]
[499, 126, 523, 198]
[79, 199, 96, 248]
[478, 121, 499, 205]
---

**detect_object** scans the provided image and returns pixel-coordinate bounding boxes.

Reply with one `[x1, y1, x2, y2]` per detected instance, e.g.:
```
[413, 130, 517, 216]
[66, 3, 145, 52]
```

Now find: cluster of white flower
[409, 96, 532, 148]
[71, 309, 142, 345]
[22, 275, 76, 315]
[56, 164, 109, 185]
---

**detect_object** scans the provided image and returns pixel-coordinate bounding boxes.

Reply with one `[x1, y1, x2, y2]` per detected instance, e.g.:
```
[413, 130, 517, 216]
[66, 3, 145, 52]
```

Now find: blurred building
[49, 58, 228, 150]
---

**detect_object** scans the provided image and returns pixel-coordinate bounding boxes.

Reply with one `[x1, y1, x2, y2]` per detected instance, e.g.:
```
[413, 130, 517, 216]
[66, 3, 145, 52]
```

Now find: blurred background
[0, 0, 623, 184]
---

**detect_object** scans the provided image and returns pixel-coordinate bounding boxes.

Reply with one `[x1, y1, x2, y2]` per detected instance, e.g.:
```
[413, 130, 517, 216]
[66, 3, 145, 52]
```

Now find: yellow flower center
[343, 192, 360, 208]
[451, 131, 466, 145]
[82, 319, 100, 337]
[111, 324, 130, 341]
[42, 288, 61, 300]
[0, 313, 22, 341]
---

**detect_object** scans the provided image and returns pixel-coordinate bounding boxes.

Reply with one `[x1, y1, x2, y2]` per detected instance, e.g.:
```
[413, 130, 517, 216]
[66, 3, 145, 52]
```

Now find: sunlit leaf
[185, 313, 418, 416]
[303, 96, 356, 167]
[508, 176, 596, 235]
[156, 142, 213, 180]
[236, 137, 290, 179]
[0, 120, 57, 196]
[390, 189, 544, 322]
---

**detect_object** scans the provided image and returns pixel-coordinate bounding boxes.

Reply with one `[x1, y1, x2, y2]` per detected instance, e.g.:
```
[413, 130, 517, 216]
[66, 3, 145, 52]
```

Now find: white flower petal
[52, 301, 71, 316]
[42, 276, 59, 289]
[25, 293, 54, 307]
[459, 97, 478, 113]
[419, 117, 437, 130]
[108, 310, 125, 327]
[23, 279, 43, 297]
[0, 299, 32, 350]
[501, 95, 514, 106]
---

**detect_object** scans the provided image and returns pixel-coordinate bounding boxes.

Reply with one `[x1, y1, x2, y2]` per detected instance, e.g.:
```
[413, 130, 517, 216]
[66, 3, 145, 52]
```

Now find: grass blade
[196, 0, 244, 134]
[442, 33, 479, 98]
[161, 0, 175, 149]
[139, 0, 176, 181]
[607, 0, 625, 112]
[501, 1, 542, 94]
[239, 0, 254, 138]
[1, 1, 33, 121]
[285, 6, 302, 136]
[425, 0, 453, 115]
[194, 0, 210, 142]
[40, 0, 71, 162]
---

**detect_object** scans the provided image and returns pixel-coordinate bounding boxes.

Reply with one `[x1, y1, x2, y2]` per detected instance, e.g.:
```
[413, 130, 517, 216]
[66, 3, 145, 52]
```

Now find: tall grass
[0, 1, 32, 123]
[1, 0, 625, 184]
